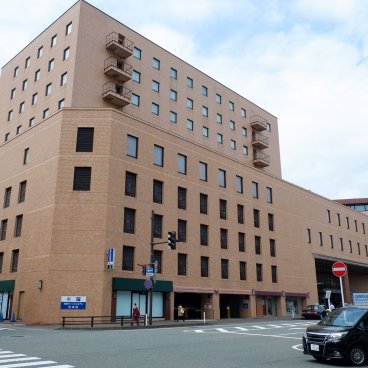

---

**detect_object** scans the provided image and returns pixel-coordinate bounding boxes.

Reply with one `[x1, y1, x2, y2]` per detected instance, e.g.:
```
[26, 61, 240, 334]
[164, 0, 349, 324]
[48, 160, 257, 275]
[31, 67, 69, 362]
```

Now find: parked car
[303, 306, 368, 366]
[302, 304, 327, 319]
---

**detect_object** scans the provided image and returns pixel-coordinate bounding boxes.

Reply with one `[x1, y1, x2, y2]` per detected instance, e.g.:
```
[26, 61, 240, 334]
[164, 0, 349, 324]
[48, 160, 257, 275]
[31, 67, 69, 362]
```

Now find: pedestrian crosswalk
[0, 349, 74, 367]
[186, 321, 315, 334]
[0, 328, 15, 331]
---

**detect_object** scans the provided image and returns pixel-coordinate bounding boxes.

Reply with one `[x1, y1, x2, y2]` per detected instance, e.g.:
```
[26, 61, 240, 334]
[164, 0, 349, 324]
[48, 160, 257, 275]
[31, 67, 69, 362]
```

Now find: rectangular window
[199, 162, 207, 181]
[202, 126, 209, 137]
[186, 98, 193, 109]
[153, 145, 164, 167]
[153, 180, 163, 204]
[151, 102, 159, 115]
[337, 213, 341, 226]
[152, 80, 160, 92]
[363, 223, 366, 235]
[153, 214, 163, 238]
[14, 214, 23, 237]
[266, 187, 273, 203]
[177, 154, 187, 175]
[216, 114, 222, 124]
[133, 47, 141, 59]
[340, 238, 344, 251]
[170, 111, 177, 123]
[255, 236, 261, 255]
[354, 220, 358, 232]
[271, 265, 277, 283]
[170, 68, 177, 79]
[66, 22, 72, 35]
[45, 83, 52, 96]
[253, 209, 260, 228]
[319, 232, 323, 246]
[22, 79, 28, 90]
[8, 110, 13, 121]
[0, 252, 3, 273]
[125, 172, 137, 197]
[127, 135, 138, 158]
[170, 90, 177, 101]
[220, 228, 228, 249]
[76, 127, 94, 152]
[123, 208, 136, 234]
[60, 72, 68, 86]
[0, 219, 8, 241]
[236, 176, 243, 193]
[307, 228, 311, 243]
[330, 235, 334, 249]
[216, 94, 221, 104]
[51, 34, 57, 47]
[230, 140, 236, 150]
[219, 199, 227, 220]
[178, 187, 187, 210]
[186, 119, 193, 131]
[202, 106, 208, 117]
[240, 261, 246, 280]
[217, 133, 223, 144]
[4, 187, 11, 208]
[178, 253, 187, 276]
[37, 46, 43, 58]
[43, 109, 49, 119]
[48, 58, 54, 71]
[270, 239, 276, 257]
[5, 133, 10, 142]
[132, 70, 141, 83]
[23, 148, 30, 165]
[267, 123, 271, 132]
[200, 193, 208, 214]
[256, 263, 263, 282]
[11, 250, 19, 273]
[152, 57, 160, 70]
[243, 145, 248, 155]
[153, 250, 162, 273]
[29, 117, 35, 127]
[73, 167, 91, 191]
[58, 99, 65, 109]
[11, 88, 16, 99]
[349, 240, 352, 253]
[229, 101, 234, 111]
[14, 66, 19, 77]
[131, 93, 140, 106]
[31, 93, 38, 105]
[358, 243, 361, 255]
[187, 77, 193, 88]
[16, 126, 22, 135]
[63, 47, 70, 60]
[252, 181, 259, 198]
[218, 169, 226, 188]
[365, 244, 368, 257]
[237, 204, 244, 224]
[122, 246, 134, 271]
[35, 69, 40, 81]
[268, 213, 274, 231]
[327, 209, 331, 223]
[241, 108, 246, 118]
[202, 85, 208, 96]
[178, 219, 187, 242]
[229, 120, 235, 130]
[200, 224, 208, 246]
[242, 127, 247, 136]
[18, 181, 27, 203]
[238, 232, 245, 252]
[346, 216, 350, 229]
[221, 259, 229, 279]
[201, 256, 209, 278]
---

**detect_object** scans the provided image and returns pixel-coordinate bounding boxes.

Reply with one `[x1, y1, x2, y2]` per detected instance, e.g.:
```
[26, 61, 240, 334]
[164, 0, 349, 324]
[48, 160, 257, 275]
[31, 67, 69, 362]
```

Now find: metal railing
[250, 115, 268, 130]
[104, 57, 132, 76]
[102, 82, 131, 100]
[253, 150, 270, 164]
[252, 132, 269, 146]
[106, 32, 133, 53]
[61, 315, 145, 328]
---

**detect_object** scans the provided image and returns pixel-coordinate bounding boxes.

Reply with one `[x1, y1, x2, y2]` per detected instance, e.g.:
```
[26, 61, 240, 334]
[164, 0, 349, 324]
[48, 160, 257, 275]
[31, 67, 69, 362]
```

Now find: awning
[255, 290, 282, 296]
[0, 280, 15, 292]
[285, 292, 309, 298]
[112, 278, 173, 292]
[174, 286, 214, 293]
[218, 288, 252, 295]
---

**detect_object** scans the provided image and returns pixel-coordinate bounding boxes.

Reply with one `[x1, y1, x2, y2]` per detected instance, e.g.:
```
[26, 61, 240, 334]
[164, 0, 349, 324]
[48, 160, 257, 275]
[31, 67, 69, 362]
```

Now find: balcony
[253, 150, 270, 168]
[102, 82, 131, 107]
[104, 57, 132, 83]
[250, 115, 267, 131]
[106, 32, 133, 59]
[251, 132, 269, 150]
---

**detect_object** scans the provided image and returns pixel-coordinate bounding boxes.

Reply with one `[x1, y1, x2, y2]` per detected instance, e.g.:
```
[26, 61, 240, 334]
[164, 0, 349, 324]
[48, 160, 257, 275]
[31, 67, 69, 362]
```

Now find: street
[0, 320, 354, 367]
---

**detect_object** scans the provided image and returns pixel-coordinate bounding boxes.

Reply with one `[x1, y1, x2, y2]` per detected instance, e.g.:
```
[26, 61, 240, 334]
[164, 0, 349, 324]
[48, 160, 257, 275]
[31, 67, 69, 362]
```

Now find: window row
[306, 228, 368, 257]
[3, 181, 27, 208]
[0, 215, 24, 240]
[0, 249, 19, 274]
[13, 22, 72, 78]
[326, 209, 366, 235]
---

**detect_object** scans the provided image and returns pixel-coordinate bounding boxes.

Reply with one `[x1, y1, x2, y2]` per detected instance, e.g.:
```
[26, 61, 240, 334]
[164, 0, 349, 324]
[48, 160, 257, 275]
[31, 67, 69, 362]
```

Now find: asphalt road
[0, 320, 355, 368]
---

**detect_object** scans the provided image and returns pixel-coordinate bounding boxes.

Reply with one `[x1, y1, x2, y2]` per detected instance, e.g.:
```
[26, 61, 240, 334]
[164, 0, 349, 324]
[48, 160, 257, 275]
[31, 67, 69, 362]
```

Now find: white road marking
[234, 327, 248, 331]
[0, 355, 27, 359]
[252, 325, 267, 329]
[0, 357, 41, 364]
[0, 361, 56, 368]
[215, 328, 231, 333]
[292, 344, 304, 351]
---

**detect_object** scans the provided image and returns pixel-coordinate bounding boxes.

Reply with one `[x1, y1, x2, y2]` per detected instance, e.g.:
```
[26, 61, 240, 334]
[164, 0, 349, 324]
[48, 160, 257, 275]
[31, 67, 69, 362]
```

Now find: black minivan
[303, 306, 368, 366]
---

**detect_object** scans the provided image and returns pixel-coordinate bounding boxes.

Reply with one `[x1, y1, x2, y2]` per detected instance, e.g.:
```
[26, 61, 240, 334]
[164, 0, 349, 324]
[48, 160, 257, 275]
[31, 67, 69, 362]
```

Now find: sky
[1, 0, 367, 200]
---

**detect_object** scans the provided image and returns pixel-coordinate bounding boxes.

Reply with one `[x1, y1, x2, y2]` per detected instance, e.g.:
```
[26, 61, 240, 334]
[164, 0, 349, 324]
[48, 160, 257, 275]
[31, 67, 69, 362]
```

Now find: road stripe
[234, 327, 248, 331]
[0, 358, 41, 364]
[0, 352, 15, 355]
[0, 361, 56, 368]
[251, 325, 267, 329]
[216, 328, 230, 333]
[266, 324, 283, 328]
[39, 366, 75, 368]
[193, 329, 205, 333]
[0, 355, 27, 359]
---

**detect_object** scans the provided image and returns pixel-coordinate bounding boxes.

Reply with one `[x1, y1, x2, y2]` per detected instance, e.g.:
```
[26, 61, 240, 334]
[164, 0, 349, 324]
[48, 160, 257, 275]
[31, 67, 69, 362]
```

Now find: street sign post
[144, 279, 152, 289]
[332, 262, 347, 307]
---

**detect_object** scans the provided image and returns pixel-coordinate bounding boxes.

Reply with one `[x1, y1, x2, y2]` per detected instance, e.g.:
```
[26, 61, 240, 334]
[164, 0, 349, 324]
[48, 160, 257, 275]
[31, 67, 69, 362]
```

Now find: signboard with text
[60, 296, 86, 310]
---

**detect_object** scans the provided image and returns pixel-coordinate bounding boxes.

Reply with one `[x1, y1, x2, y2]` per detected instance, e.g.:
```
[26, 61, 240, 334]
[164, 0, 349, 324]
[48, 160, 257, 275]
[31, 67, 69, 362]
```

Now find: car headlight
[327, 332, 347, 342]
[303, 331, 307, 339]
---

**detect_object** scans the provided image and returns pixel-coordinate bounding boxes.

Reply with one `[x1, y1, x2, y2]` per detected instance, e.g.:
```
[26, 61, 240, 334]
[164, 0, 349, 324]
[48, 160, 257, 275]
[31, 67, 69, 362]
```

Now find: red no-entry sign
[332, 261, 347, 277]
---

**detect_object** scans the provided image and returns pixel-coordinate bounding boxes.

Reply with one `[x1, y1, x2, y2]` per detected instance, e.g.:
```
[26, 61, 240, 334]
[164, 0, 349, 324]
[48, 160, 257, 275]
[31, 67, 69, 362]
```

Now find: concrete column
[250, 295, 257, 318]
[278, 296, 287, 317]
[213, 291, 220, 320]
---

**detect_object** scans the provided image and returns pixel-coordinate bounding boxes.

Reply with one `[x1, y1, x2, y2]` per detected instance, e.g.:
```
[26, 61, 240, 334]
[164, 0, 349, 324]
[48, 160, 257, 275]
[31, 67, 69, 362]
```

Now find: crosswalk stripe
[216, 328, 230, 333]
[0, 361, 56, 368]
[41, 366, 75, 368]
[0, 358, 41, 364]
[193, 329, 205, 333]
[267, 324, 283, 328]
[234, 327, 248, 331]
[252, 325, 267, 329]
[0, 355, 27, 360]
[0, 353, 14, 355]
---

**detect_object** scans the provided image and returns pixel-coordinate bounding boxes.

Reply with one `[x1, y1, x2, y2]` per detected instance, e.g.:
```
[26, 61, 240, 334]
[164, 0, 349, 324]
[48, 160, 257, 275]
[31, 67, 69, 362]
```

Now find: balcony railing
[106, 32, 133, 59]
[102, 82, 131, 107]
[251, 132, 269, 150]
[253, 150, 270, 168]
[104, 57, 132, 83]
[250, 115, 267, 131]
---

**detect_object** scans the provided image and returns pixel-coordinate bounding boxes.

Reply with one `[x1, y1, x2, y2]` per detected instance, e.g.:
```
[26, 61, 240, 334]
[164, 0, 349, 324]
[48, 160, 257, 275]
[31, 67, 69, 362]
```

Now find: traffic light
[141, 265, 146, 276]
[168, 231, 177, 250]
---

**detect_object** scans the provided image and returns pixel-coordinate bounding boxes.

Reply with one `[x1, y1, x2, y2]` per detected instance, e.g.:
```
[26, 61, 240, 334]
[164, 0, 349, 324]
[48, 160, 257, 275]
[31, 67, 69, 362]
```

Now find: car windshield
[320, 308, 367, 327]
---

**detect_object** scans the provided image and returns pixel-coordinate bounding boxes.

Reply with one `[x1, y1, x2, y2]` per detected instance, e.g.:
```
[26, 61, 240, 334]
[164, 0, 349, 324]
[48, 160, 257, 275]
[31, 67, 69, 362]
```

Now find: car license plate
[310, 344, 319, 351]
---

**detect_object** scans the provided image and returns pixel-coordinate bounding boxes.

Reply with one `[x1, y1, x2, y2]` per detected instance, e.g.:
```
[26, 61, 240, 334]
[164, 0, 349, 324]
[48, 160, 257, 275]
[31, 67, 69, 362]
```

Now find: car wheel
[312, 355, 326, 361]
[349, 346, 367, 366]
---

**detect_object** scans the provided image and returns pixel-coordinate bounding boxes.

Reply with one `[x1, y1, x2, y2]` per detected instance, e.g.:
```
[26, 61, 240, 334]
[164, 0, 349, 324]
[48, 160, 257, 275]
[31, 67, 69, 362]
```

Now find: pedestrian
[132, 303, 140, 326]
[177, 304, 185, 322]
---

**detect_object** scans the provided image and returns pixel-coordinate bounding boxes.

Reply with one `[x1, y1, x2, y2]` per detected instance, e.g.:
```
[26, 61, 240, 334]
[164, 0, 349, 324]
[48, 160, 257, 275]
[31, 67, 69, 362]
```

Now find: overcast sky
[1, 0, 367, 200]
